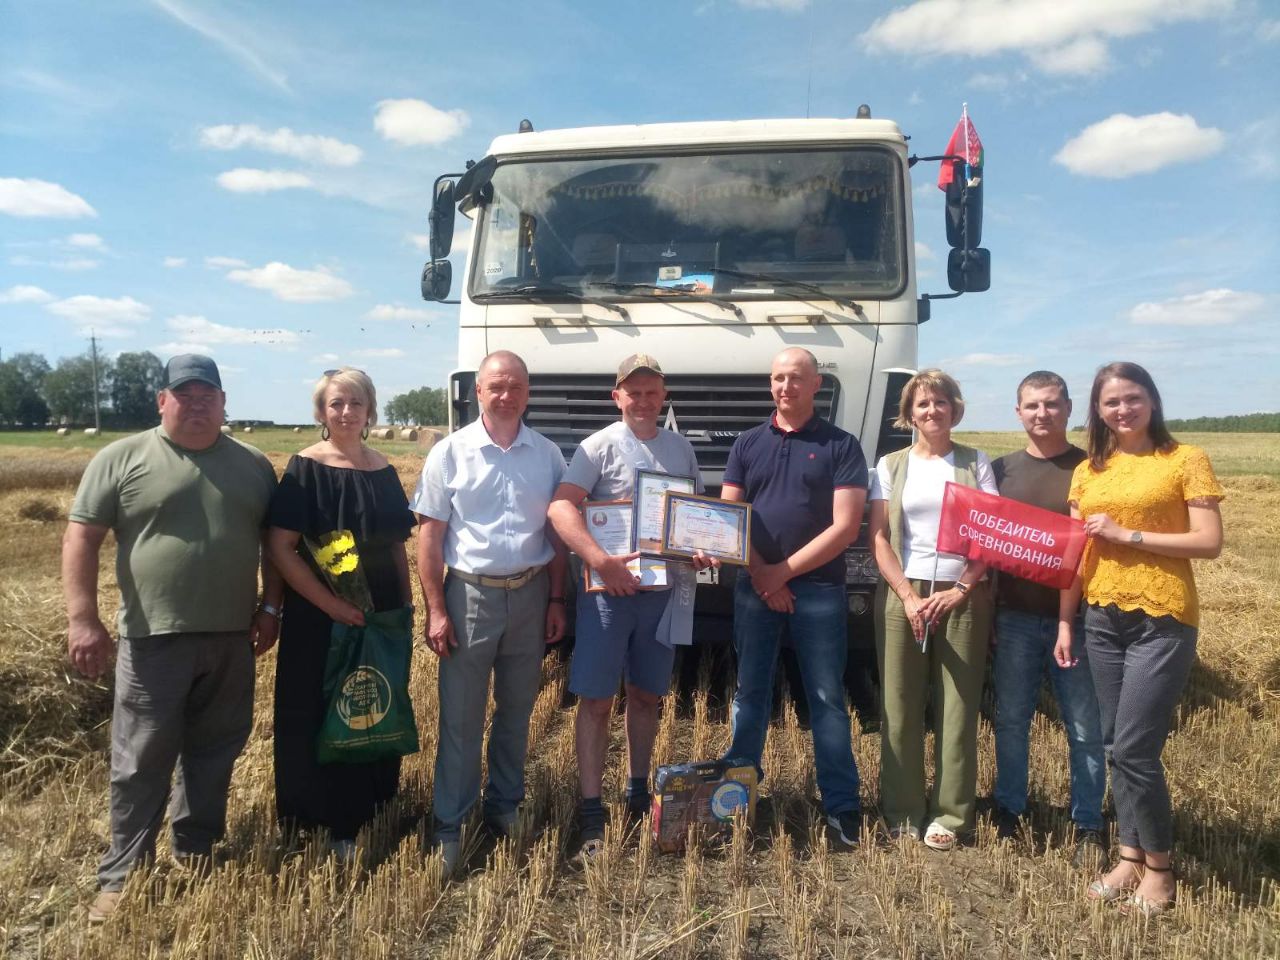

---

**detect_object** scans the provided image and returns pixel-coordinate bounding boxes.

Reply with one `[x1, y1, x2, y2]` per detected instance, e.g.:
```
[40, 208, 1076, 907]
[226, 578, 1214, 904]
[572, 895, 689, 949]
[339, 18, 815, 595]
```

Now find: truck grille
[524, 373, 839, 473]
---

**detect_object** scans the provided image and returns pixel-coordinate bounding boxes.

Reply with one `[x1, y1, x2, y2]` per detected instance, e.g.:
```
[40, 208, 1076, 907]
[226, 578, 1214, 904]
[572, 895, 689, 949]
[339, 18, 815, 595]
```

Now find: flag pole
[922, 551, 941, 654]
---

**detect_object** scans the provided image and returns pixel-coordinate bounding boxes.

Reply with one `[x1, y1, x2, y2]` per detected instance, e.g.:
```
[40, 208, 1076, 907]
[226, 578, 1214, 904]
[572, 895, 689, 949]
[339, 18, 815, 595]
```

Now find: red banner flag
[936, 482, 1085, 590]
[937, 109, 984, 191]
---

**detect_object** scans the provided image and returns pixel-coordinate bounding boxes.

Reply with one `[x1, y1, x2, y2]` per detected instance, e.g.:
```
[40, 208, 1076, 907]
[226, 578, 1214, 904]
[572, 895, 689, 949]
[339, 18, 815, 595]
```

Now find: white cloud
[154, 340, 214, 356]
[205, 255, 248, 269]
[354, 347, 407, 358]
[0, 284, 54, 304]
[45, 294, 150, 336]
[0, 177, 97, 218]
[1036, 35, 1109, 74]
[860, 0, 1232, 75]
[165, 313, 301, 346]
[1128, 289, 1267, 327]
[1260, 20, 1280, 43]
[163, 256, 187, 268]
[374, 98, 469, 146]
[941, 352, 1030, 367]
[407, 233, 430, 252]
[66, 232, 105, 249]
[9, 254, 100, 271]
[311, 353, 340, 364]
[914, 241, 936, 261]
[199, 124, 362, 166]
[226, 262, 354, 302]
[364, 304, 432, 322]
[216, 168, 315, 193]
[150, 0, 290, 92]
[734, 0, 808, 9]
[1054, 112, 1225, 177]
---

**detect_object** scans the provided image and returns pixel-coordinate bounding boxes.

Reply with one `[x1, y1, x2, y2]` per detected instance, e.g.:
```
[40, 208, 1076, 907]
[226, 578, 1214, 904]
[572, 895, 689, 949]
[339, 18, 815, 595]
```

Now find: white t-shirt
[870, 449, 998, 582]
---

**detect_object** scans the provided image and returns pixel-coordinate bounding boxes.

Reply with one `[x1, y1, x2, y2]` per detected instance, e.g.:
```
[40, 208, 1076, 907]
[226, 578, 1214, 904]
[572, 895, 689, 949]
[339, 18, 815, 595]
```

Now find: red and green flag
[937, 105, 984, 191]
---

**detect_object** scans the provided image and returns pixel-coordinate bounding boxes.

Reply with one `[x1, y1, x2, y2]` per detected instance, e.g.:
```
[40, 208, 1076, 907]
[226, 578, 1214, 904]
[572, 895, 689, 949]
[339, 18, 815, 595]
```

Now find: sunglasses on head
[323, 368, 366, 377]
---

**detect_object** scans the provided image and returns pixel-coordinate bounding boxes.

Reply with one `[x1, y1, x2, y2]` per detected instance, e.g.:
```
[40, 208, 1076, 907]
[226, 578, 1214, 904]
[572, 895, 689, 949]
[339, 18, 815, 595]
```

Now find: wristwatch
[1128, 531, 1144, 544]
[259, 602, 282, 618]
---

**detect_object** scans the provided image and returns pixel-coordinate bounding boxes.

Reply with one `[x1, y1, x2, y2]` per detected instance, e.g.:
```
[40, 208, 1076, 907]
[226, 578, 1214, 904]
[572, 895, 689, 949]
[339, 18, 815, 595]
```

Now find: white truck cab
[421, 110, 989, 698]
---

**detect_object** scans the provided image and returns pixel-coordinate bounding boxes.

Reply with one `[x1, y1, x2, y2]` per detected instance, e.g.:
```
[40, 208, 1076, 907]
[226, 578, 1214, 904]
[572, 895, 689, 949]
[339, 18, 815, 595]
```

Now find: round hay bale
[242, 425, 254, 434]
[220, 425, 233, 435]
[83, 427, 99, 437]
[56, 427, 70, 437]
[371, 427, 395, 441]
[398, 428, 419, 442]
[293, 426, 303, 434]
[416, 428, 444, 453]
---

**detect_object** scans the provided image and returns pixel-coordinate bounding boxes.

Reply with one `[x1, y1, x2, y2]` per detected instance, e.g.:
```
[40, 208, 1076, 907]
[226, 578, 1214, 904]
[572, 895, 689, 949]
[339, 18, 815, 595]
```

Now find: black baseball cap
[163, 354, 222, 390]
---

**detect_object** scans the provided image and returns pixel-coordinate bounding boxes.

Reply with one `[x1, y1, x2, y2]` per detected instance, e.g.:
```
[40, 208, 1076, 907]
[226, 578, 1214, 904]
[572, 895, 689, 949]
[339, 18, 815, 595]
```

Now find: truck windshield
[469, 147, 905, 300]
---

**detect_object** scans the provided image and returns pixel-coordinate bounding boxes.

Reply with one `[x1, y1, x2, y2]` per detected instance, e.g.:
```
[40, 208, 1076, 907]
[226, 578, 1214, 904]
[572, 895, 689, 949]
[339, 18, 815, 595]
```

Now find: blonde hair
[313, 367, 378, 426]
[893, 368, 965, 430]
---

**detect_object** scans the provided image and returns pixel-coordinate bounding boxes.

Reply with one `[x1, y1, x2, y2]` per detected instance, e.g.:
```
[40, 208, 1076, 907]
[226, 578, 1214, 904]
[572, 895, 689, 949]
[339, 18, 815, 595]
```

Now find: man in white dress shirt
[412, 350, 568, 874]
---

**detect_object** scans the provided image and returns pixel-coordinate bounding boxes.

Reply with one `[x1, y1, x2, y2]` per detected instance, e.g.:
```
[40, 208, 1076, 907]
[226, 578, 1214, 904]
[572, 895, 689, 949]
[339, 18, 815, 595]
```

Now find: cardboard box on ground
[651, 759, 758, 853]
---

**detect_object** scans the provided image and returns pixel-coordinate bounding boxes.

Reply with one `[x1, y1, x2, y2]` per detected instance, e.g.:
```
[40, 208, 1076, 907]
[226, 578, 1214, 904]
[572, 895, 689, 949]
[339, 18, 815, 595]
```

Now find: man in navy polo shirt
[721, 347, 868, 848]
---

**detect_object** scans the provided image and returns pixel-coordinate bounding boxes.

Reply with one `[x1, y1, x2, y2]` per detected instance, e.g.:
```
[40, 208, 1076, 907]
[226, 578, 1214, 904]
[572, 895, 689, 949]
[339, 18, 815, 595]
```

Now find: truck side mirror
[429, 180, 456, 261]
[944, 161, 983, 248]
[947, 248, 991, 293]
[421, 260, 453, 301]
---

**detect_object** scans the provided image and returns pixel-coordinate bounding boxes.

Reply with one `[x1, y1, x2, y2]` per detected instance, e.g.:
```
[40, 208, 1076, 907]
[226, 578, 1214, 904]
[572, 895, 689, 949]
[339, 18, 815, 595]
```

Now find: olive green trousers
[875, 579, 992, 835]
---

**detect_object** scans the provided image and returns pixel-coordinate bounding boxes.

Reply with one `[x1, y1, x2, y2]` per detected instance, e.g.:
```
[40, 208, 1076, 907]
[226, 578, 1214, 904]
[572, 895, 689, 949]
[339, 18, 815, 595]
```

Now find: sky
[2, 0, 1277, 429]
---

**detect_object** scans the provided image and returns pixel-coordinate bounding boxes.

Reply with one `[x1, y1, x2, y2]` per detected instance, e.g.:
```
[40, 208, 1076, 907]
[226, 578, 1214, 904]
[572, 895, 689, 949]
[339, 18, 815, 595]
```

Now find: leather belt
[449, 565, 544, 591]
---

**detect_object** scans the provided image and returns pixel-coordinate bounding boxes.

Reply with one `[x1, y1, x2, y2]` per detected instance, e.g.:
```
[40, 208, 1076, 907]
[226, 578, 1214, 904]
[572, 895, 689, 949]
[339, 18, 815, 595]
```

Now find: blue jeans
[725, 577, 860, 815]
[993, 608, 1105, 830]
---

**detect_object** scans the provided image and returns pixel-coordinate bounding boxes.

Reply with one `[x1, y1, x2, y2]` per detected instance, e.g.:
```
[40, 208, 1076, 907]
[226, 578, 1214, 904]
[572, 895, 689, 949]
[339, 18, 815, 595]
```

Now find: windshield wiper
[709, 268, 863, 313]
[474, 282, 629, 319]
[585, 280, 745, 321]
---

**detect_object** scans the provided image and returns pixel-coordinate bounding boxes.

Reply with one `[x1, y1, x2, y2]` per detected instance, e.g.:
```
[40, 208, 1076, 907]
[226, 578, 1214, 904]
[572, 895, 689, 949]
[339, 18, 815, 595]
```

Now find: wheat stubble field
[0, 431, 1276, 959]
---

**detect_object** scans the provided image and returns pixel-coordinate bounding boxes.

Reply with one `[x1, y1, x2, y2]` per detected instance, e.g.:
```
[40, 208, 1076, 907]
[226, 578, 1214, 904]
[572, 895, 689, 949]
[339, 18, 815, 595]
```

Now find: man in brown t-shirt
[991, 371, 1105, 869]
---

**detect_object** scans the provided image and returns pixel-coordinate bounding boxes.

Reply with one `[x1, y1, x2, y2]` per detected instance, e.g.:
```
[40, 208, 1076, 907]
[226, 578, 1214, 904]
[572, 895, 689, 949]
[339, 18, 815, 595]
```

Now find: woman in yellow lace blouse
[1054, 362, 1223, 917]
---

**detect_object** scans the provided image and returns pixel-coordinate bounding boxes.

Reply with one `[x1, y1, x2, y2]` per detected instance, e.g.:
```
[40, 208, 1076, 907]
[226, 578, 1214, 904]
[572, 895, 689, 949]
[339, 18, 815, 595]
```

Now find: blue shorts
[569, 590, 675, 699]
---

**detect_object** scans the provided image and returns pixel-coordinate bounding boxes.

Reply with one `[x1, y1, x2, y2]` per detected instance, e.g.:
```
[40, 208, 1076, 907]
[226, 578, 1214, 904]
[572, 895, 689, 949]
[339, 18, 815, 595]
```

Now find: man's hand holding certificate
[581, 501, 669, 595]
[660, 492, 751, 566]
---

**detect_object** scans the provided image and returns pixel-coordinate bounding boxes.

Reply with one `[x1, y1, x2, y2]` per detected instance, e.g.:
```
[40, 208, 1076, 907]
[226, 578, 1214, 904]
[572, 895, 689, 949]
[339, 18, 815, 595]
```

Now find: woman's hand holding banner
[935, 482, 1086, 589]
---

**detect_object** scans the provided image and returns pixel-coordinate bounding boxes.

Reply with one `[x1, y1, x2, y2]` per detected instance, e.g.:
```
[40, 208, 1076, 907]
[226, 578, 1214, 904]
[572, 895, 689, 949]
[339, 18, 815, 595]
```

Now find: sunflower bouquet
[304, 529, 374, 613]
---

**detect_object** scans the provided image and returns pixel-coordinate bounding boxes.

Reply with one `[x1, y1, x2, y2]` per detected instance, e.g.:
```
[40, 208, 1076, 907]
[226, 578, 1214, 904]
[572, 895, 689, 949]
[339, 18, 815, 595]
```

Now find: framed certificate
[631, 468, 697, 558]
[660, 492, 751, 566]
[581, 499, 669, 592]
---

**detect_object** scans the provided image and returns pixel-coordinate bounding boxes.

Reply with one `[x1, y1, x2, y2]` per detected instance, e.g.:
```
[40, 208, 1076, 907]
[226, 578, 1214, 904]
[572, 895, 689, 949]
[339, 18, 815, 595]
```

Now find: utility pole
[89, 330, 101, 431]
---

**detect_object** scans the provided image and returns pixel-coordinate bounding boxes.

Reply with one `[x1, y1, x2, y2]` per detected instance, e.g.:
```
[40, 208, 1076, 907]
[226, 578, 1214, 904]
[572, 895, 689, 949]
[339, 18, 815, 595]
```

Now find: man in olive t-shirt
[62, 355, 280, 922]
[991, 371, 1105, 869]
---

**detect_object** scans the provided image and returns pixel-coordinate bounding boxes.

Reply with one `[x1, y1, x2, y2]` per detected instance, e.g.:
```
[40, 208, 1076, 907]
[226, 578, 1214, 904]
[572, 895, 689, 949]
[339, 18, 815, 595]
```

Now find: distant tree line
[1164, 412, 1280, 433]
[383, 387, 447, 426]
[0, 349, 165, 429]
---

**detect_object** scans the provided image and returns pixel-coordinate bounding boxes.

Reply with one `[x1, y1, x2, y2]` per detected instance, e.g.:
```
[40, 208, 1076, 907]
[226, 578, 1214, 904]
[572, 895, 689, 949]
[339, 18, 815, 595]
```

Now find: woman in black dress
[266, 367, 414, 857]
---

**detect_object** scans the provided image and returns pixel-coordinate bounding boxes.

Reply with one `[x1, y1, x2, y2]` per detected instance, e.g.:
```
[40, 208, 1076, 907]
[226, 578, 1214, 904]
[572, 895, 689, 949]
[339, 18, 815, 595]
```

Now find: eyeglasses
[323, 368, 366, 377]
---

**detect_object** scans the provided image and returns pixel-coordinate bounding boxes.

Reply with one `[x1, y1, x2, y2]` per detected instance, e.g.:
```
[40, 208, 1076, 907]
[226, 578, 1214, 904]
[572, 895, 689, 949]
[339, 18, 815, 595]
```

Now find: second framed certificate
[632, 468, 696, 558]
[660, 491, 752, 566]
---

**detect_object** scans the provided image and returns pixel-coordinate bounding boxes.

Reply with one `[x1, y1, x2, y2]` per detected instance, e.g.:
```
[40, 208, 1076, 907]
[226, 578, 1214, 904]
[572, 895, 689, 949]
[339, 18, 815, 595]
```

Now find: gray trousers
[1084, 603, 1197, 853]
[433, 569, 549, 839]
[100, 632, 254, 891]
